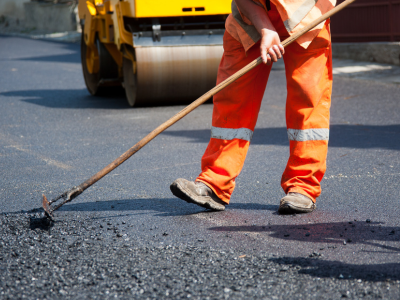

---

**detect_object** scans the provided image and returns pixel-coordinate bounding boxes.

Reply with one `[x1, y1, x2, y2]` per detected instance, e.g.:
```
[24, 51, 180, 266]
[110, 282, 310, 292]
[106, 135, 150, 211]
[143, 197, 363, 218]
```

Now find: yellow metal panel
[78, 0, 88, 19]
[120, 1, 135, 17]
[133, 0, 231, 18]
[113, 1, 135, 48]
[86, 1, 97, 15]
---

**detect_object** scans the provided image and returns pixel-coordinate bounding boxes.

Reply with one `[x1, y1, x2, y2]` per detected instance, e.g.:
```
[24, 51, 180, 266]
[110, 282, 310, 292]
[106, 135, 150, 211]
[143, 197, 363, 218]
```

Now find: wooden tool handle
[78, 0, 357, 192]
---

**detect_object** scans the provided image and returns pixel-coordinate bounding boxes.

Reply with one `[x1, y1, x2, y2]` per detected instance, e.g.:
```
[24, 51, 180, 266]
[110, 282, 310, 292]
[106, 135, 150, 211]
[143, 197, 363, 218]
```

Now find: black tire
[98, 40, 119, 80]
[122, 57, 138, 107]
[81, 28, 119, 96]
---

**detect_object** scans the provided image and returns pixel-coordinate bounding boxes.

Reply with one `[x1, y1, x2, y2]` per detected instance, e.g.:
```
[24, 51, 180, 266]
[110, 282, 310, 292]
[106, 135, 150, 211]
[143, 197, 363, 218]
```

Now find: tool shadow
[57, 197, 278, 217]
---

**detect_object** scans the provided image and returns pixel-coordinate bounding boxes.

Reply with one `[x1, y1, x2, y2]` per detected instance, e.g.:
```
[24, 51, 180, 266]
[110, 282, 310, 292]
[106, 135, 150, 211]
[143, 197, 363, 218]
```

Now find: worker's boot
[170, 178, 226, 211]
[278, 192, 316, 214]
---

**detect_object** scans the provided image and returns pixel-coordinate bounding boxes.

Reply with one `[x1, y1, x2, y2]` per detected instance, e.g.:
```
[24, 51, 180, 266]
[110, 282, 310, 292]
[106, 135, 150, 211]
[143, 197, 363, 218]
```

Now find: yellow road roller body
[78, 0, 231, 106]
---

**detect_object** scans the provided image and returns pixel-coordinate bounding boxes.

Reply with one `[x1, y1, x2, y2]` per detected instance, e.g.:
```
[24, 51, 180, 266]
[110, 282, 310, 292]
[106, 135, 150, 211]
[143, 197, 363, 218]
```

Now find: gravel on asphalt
[1, 211, 399, 299]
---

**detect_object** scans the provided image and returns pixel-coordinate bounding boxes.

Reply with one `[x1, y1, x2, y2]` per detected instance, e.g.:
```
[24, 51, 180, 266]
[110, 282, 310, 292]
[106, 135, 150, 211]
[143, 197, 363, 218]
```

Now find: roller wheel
[80, 27, 119, 96]
[123, 57, 138, 107]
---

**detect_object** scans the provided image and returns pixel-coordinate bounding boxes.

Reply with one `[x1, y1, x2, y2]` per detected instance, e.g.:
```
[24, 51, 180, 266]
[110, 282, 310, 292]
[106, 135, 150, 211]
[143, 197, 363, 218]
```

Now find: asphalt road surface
[0, 35, 399, 299]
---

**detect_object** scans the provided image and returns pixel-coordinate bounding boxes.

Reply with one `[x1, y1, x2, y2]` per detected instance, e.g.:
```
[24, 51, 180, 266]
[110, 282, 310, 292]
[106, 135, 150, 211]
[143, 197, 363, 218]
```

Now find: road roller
[77, 0, 231, 106]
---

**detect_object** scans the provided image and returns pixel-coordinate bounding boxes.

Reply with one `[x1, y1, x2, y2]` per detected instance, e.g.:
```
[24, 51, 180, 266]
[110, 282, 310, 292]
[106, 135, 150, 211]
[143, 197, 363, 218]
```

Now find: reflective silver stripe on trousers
[287, 128, 329, 141]
[211, 126, 253, 142]
[283, 0, 318, 32]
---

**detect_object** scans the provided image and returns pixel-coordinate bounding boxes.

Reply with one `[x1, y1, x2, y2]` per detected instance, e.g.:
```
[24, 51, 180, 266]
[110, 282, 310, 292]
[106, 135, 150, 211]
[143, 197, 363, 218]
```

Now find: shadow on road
[0, 88, 130, 109]
[271, 257, 400, 282]
[162, 125, 400, 150]
[16, 52, 81, 64]
[58, 198, 203, 217]
[209, 221, 400, 281]
[209, 221, 400, 251]
[2, 88, 399, 149]
[0, 89, 212, 108]
[29, 216, 54, 231]
[0, 35, 81, 63]
[54, 198, 278, 217]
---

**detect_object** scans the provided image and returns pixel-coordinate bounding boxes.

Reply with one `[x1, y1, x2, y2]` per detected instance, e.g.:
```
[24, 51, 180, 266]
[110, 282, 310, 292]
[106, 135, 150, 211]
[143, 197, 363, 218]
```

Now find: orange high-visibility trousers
[196, 6, 332, 204]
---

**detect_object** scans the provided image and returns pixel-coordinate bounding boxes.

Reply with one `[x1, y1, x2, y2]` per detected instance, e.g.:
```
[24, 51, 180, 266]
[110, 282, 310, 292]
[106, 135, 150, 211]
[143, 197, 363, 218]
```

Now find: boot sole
[170, 181, 225, 211]
[278, 203, 316, 214]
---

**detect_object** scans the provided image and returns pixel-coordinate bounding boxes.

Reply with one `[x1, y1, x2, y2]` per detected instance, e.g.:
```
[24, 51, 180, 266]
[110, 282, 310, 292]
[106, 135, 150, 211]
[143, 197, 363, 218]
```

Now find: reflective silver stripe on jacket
[231, 1, 261, 43]
[211, 126, 253, 141]
[283, 0, 319, 32]
[287, 128, 329, 141]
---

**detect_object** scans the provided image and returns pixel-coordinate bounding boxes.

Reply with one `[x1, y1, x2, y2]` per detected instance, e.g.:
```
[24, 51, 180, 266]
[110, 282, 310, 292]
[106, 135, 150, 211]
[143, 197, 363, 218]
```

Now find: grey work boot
[170, 178, 226, 211]
[278, 192, 316, 214]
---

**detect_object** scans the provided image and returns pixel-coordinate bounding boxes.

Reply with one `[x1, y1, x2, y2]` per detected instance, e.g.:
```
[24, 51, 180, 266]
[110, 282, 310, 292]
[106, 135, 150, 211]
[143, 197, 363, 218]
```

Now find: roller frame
[78, 0, 229, 106]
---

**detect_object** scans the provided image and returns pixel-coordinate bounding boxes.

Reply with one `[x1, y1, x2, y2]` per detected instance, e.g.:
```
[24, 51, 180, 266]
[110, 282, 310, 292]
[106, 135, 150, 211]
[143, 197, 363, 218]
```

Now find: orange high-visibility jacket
[226, 0, 336, 51]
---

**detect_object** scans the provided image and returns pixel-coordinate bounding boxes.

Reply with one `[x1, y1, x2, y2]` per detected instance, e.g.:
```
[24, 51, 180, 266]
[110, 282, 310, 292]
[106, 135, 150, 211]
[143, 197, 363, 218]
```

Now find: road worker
[170, 0, 336, 214]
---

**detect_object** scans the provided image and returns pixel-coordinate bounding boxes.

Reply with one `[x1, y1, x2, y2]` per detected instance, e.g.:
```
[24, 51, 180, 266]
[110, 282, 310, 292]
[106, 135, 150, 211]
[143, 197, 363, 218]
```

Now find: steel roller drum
[135, 45, 223, 103]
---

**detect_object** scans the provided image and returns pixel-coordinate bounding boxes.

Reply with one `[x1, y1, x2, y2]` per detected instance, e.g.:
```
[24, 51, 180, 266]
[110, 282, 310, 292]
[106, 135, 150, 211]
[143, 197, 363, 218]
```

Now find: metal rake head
[42, 187, 83, 220]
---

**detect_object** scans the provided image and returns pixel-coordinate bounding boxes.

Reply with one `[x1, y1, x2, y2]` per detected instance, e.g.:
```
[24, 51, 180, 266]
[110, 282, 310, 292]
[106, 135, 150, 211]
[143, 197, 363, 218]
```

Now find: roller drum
[135, 45, 223, 104]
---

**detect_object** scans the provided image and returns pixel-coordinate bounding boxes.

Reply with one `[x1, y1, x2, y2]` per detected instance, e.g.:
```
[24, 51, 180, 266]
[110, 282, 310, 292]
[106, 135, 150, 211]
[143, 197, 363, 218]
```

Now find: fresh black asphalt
[0, 35, 399, 299]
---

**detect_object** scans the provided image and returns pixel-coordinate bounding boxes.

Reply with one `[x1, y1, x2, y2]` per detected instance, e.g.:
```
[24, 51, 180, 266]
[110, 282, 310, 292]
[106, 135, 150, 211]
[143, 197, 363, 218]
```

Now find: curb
[260, 57, 400, 85]
[331, 59, 400, 85]
[332, 42, 400, 67]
